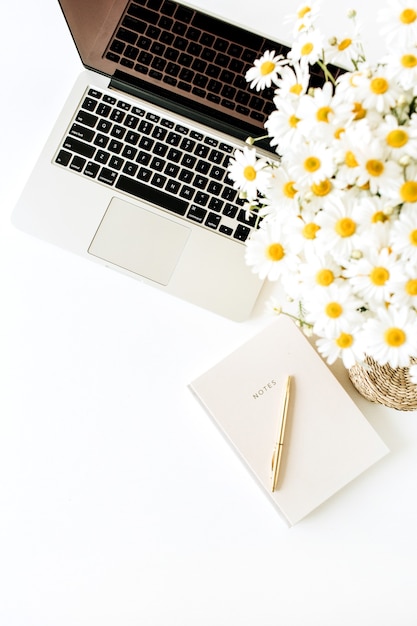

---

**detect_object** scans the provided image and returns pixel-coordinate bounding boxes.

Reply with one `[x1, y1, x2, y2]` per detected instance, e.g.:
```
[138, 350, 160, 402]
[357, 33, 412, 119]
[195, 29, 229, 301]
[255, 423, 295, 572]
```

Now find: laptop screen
[58, 0, 339, 145]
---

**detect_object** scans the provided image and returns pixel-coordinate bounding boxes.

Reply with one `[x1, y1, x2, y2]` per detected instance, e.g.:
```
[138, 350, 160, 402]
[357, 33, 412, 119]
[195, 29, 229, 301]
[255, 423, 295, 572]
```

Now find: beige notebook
[189, 316, 389, 526]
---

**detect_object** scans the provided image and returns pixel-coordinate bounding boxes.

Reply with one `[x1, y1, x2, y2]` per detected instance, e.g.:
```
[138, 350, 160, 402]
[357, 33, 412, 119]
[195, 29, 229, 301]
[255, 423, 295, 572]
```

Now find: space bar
[115, 176, 188, 216]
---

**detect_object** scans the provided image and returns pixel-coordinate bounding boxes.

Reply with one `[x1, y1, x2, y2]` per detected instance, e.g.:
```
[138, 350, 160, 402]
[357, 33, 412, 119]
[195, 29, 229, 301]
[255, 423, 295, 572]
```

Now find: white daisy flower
[389, 264, 417, 308]
[334, 120, 373, 188]
[265, 97, 304, 153]
[391, 163, 417, 206]
[353, 193, 394, 229]
[288, 28, 325, 66]
[378, 0, 417, 47]
[296, 82, 337, 142]
[244, 221, 300, 281]
[246, 50, 287, 91]
[258, 166, 300, 219]
[353, 137, 403, 197]
[377, 114, 417, 160]
[343, 248, 401, 306]
[274, 61, 310, 101]
[297, 253, 343, 292]
[353, 67, 403, 114]
[317, 330, 365, 368]
[227, 146, 271, 202]
[287, 140, 336, 189]
[326, 29, 363, 69]
[304, 282, 363, 336]
[315, 192, 363, 261]
[383, 46, 417, 90]
[304, 176, 342, 212]
[285, 2, 322, 35]
[283, 206, 323, 256]
[391, 204, 417, 262]
[363, 306, 417, 368]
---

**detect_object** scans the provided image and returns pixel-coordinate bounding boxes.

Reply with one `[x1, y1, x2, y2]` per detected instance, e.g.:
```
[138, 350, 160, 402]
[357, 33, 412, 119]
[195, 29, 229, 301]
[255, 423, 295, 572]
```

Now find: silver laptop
[12, 0, 306, 321]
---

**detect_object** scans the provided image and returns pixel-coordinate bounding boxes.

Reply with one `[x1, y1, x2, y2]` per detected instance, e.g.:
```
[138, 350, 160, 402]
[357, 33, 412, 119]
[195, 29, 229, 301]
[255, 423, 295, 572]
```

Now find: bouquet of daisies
[227, 0, 417, 377]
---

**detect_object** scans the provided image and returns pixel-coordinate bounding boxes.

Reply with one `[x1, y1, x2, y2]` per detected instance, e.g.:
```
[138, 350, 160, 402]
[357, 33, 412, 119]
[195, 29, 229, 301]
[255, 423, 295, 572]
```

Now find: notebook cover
[189, 316, 389, 525]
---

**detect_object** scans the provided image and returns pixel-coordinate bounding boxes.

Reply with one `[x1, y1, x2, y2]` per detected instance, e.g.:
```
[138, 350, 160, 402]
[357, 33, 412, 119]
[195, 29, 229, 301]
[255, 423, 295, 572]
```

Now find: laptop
[12, 0, 328, 321]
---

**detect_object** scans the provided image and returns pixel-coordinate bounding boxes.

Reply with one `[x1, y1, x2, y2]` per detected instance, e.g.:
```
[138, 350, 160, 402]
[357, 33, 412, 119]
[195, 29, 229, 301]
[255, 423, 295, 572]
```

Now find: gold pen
[271, 375, 292, 492]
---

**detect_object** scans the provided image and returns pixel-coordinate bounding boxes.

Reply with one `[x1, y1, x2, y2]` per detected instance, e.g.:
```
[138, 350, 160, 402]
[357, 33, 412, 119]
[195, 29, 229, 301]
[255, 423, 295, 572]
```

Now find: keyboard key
[98, 168, 118, 185]
[116, 175, 187, 216]
[70, 155, 86, 172]
[69, 123, 95, 142]
[63, 137, 95, 159]
[75, 110, 98, 128]
[187, 205, 206, 223]
[94, 134, 110, 148]
[109, 155, 124, 170]
[137, 167, 152, 182]
[95, 150, 110, 165]
[205, 212, 221, 229]
[123, 161, 138, 176]
[234, 224, 251, 241]
[82, 97, 98, 112]
[55, 149, 72, 166]
[85, 161, 100, 178]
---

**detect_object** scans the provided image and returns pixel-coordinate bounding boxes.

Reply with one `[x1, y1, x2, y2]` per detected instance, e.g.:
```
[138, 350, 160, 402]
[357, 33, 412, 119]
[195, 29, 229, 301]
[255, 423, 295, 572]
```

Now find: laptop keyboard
[103, 0, 287, 128]
[54, 87, 260, 242]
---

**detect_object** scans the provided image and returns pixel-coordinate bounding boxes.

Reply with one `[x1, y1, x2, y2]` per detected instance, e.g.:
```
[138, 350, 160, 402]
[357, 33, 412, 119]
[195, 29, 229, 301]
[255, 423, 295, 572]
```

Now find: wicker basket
[348, 356, 417, 411]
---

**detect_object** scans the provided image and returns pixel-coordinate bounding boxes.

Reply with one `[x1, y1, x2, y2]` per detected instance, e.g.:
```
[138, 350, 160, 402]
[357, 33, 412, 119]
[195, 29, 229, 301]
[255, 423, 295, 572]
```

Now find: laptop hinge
[109, 71, 274, 153]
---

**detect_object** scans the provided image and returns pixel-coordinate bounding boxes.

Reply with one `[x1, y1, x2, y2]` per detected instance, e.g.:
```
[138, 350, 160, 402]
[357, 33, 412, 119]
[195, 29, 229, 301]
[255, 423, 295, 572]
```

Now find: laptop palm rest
[88, 197, 190, 285]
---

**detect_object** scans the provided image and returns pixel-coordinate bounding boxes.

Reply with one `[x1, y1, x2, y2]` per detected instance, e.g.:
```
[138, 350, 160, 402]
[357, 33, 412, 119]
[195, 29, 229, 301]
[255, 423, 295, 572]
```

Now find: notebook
[12, 0, 340, 321]
[189, 316, 389, 525]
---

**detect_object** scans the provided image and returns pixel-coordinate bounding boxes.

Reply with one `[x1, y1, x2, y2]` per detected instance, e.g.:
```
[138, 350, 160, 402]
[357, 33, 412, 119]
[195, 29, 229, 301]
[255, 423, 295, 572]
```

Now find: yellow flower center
[325, 302, 343, 319]
[266, 243, 285, 261]
[372, 211, 388, 223]
[352, 102, 366, 120]
[260, 60, 276, 76]
[289, 114, 300, 128]
[334, 127, 345, 139]
[386, 129, 408, 148]
[304, 156, 321, 172]
[316, 106, 333, 122]
[400, 180, 417, 203]
[338, 38, 352, 51]
[370, 266, 390, 286]
[316, 269, 334, 286]
[384, 327, 406, 347]
[243, 165, 257, 181]
[401, 53, 417, 68]
[301, 42, 314, 56]
[302, 222, 320, 239]
[410, 229, 417, 246]
[336, 332, 354, 349]
[298, 6, 311, 19]
[366, 159, 384, 177]
[289, 83, 303, 95]
[311, 179, 332, 196]
[335, 217, 356, 237]
[370, 77, 389, 95]
[345, 150, 359, 168]
[400, 8, 417, 24]
[406, 279, 417, 296]
[283, 181, 297, 198]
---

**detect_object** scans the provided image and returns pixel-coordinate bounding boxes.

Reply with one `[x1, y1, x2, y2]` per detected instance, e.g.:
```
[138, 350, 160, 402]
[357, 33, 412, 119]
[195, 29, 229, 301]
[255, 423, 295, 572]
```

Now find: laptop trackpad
[88, 197, 190, 285]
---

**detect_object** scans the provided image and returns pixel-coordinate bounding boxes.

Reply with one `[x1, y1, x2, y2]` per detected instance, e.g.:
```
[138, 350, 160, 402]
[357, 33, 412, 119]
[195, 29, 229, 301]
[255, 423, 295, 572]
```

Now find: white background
[1, 1, 417, 624]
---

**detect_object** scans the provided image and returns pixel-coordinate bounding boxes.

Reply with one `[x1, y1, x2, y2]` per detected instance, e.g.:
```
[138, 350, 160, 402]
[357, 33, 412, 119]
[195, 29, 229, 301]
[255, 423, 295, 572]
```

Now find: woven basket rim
[349, 356, 417, 411]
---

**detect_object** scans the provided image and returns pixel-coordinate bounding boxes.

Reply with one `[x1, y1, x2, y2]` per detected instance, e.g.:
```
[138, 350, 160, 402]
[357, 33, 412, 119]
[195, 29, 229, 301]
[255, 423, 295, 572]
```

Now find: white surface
[1, 1, 417, 625]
